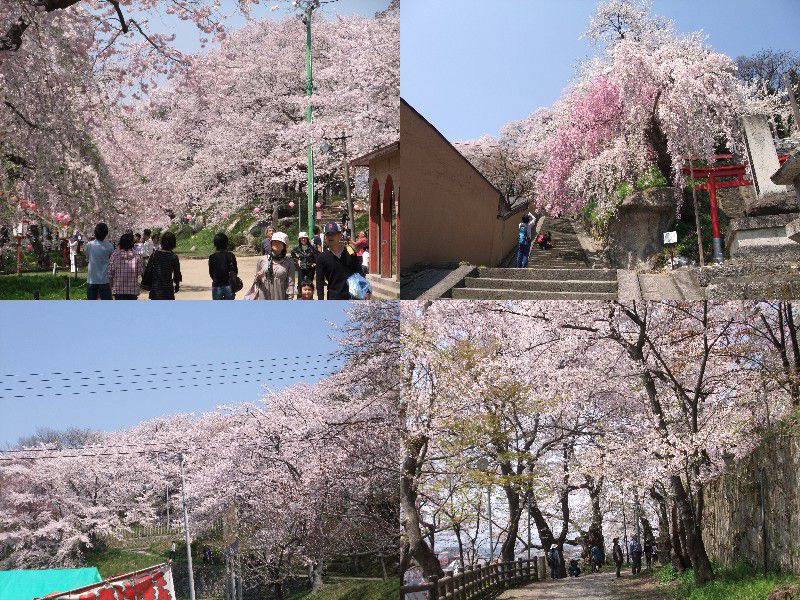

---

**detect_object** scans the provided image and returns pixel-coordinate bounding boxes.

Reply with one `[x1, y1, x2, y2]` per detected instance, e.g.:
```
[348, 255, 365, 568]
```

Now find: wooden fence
[400, 557, 543, 600]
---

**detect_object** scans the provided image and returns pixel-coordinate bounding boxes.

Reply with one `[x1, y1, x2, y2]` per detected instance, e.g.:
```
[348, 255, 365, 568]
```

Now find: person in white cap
[290, 230, 318, 295]
[254, 231, 295, 300]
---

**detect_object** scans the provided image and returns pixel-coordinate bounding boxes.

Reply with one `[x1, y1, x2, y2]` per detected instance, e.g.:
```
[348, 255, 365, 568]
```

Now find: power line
[0, 352, 336, 379]
[0, 368, 340, 399]
[2, 360, 342, 394]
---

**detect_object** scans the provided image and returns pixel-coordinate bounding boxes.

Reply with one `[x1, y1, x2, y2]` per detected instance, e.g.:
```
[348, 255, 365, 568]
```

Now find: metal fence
[400, 557, 542, 600]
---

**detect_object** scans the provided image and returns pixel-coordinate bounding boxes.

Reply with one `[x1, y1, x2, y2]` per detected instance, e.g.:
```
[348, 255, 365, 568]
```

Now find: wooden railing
[400, 557, 543, 600]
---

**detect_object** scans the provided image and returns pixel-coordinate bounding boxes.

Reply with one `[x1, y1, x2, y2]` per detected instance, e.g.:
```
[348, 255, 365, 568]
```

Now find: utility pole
[527, 502, 532, 563]
[487, 485, 494, 561]
[304, 2, 316, 237]
[166, 484, 170, 529]
[689, 161, 707, 266]
[178, 453, 196, 600]
[622, 494, 629, 564]
[341, 131, 354, 239]
[786, 71, 800, 134]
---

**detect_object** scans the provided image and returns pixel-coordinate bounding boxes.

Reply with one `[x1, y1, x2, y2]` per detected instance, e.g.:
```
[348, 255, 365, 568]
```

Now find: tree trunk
[671, 475, 714, 585]
[671, 500, 688, 572]
[400, 437, 444, 578]
[651, 488, 672, 565]
[586, 478, 605, 555]
[500, 483, 521, 563]
[310, 559, 324, 592]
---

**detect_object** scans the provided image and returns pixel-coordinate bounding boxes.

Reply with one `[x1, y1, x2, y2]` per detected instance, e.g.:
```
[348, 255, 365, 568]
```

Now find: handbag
[242, 280, 259, 300]
[227, 253, 243, 293]
[140, 257, 154, 291]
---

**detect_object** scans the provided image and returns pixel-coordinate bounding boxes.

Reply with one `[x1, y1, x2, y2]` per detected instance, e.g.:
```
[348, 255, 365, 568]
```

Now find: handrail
[400, 556, 542, 600]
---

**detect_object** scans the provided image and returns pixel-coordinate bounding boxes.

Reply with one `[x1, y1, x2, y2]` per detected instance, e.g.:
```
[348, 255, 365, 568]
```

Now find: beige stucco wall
[401, 102, 513, 270]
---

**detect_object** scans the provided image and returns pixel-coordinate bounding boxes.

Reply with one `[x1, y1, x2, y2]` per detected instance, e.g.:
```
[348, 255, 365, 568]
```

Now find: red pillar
[708, 176, 722, 241]
[381, 176, 393, 278]
[369, 179, 380, 274]
[395, 187, 400, 278]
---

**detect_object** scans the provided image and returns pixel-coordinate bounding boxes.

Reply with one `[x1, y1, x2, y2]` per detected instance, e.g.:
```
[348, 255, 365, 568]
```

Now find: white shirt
[525, 212, 536, 240]
[142, 238, 154, 258]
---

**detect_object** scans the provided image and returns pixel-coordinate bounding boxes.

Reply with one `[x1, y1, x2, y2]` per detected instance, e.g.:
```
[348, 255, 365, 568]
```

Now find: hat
[271, 232, 289, 247]
[324, 222, 341, 234]
[299, 231, 309, 239]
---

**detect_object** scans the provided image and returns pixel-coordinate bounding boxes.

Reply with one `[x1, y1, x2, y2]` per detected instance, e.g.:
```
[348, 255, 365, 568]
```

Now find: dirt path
[499, 572, 671, 600]
[139, 255, 260, 300]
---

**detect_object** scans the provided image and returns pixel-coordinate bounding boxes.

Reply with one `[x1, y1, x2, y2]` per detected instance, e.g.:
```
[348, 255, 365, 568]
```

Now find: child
[568, 559, 581, 577]
[299, 280, 315, 300]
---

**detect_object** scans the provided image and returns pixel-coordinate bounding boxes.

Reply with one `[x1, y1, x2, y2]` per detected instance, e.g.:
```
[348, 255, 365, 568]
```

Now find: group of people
[75, 221, 370, 300]
[516, 212, 553, 268]
[249, 223, 369, 300]
[81, 224, 180, 300]
[550, 534, 655, 581]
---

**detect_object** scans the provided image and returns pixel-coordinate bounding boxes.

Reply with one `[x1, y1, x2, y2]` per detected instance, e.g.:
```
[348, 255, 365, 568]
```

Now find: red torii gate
[681, 154, 790, 262]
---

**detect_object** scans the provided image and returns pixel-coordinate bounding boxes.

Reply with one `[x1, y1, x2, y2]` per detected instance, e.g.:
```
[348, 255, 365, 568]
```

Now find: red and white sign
[42, 563, 175, 600]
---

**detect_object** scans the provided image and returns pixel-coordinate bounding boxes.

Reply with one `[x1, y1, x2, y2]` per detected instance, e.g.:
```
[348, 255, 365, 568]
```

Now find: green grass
[288, 579, 400, 600]
[83, 546, 166, 579]
[655, 562, 800, 600]
[0, 272, 87, 299]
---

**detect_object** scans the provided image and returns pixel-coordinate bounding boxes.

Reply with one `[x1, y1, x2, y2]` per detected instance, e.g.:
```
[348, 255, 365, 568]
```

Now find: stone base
[745, 189, 798, 216]
[725, 213, 800, 259]
[606, 187, 677, 269]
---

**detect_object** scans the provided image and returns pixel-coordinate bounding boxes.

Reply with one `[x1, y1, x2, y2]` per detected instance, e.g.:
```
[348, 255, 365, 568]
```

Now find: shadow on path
[499, 571, 671, 600]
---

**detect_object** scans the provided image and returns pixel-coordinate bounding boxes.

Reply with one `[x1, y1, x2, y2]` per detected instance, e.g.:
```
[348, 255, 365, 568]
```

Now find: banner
[42, 563, 175, 600]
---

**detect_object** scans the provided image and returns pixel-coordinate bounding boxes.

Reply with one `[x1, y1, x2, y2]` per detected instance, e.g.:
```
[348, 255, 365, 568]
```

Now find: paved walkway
[499, 572, 670, 600]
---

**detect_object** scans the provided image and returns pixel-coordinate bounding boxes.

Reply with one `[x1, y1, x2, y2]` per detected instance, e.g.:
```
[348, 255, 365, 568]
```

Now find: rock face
[703, 430, 800, 575]
[605, 187, 676, 269]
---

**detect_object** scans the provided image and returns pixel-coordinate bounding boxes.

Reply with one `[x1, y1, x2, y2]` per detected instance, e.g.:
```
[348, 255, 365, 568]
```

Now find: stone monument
[725, 115, 799, 259]
[605, 187, 676, 269]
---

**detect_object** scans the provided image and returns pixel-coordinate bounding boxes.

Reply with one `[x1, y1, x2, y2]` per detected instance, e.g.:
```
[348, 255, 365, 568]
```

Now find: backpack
[519, 223, 528, 245]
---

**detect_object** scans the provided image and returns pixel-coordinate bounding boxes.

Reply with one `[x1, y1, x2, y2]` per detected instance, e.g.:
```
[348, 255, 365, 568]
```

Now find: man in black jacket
[316, 222, 362, 300]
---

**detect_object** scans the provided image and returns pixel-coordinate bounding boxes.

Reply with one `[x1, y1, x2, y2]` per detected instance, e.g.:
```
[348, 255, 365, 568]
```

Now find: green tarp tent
[0, 568, 102, 600]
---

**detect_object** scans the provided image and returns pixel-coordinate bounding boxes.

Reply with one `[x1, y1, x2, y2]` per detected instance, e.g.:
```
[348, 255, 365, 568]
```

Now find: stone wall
[702, 428, 800, 574]
[605, 187, 676, 268]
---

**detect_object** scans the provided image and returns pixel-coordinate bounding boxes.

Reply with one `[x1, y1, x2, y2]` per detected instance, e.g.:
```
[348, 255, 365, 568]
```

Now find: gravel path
[138, 255, 260, 300]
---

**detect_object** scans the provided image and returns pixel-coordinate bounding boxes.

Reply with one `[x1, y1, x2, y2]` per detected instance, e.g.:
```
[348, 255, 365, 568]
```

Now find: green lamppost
[292, 0, 337, 236]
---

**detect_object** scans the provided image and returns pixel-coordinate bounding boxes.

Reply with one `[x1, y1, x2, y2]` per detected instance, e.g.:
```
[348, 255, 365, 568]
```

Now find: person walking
[68, 230, 80, 275]
[260, 225, 276, 256]
[208, 232, 239, 300]
[169, 541, 177, 562]
[290, 231, 318, 293]
[142, 231, 181, 300]
[612, 538, 624, 578]
[142, 229, 154, 264]
[108, 233, 145, 300]
[630, 535, 643, 575]
[315, 222, 362, 300]
[644, 538, 654, 570]
[85, 223, 114, 300]
[547, 546, 561, 580]
[516, 213, 533, 268]
[590, 544, 605, 573]
[312, 226, 322, 253]
[254, 231, 294, 300]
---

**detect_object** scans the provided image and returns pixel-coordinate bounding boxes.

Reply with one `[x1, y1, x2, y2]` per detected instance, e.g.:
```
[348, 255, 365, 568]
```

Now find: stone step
[479, 268, 617, 281]
[368, 275, 399, 299]
[464, 277, 618, 293]
[452, 287, 618, 300]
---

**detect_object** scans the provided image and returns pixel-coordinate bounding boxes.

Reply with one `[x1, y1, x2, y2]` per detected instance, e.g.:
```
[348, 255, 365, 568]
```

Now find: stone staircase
[368, 274, 400, 299]
[451, 217, 619, 300]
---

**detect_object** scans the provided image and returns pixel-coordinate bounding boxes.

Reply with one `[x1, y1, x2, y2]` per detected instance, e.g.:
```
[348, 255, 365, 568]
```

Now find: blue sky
[0, 303, 349, 446]
[401, 0, 800, 141]
[131, 0, 391, 55]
